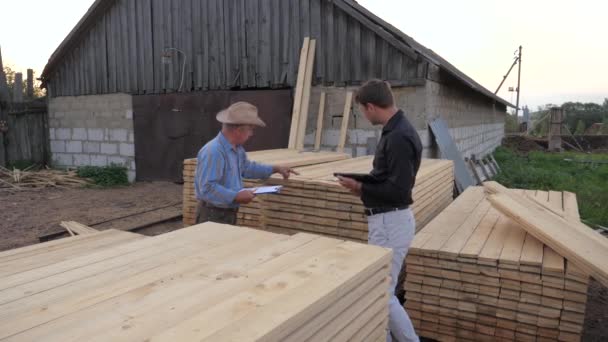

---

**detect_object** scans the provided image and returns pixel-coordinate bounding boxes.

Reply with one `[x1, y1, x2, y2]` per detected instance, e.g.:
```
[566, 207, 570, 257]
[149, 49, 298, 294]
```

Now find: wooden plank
[0, 231, 143, 278]
[296, 39, 316, 150]
[0, 228, 305, 339]
[519, 233, 544, 268]
[484, 181, 608, 286]
[498, 221, 527, 266]
[285, 272, 388, 341]
[152, 242, 390, 341]
[314, 92, 326, 150]
[288, 38, 310, 149]
[458, 206, 500, 258]
[337, 91, 353, 153]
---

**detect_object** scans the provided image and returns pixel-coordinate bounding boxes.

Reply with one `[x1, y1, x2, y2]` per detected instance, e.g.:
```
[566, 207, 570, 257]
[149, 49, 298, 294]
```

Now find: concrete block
[101, 142, 119, 155]
[108, 156, 128, 166]
[84, 142, 101, 153]
[56, 128, 71, 140]
[90, 155, 108, 167]
[73, 154, 91, 166]
[87, 128, 105, 141]
[304, 133, 315, 146]
[130, 160, 136, 171]
[49, 128, 56, 140]
[72, 128, 87, 140]
[127, 171, 136, 183]
[349, 129, 377, 145]
[108, 128, 128, 142]
[125, 109, 133, 120]
[356, 147, 368, 157]
[53, 153, 73, 167]
[322, 130, 340, 147]
[50, 140, 66, 153]
[343, 147, 354, 157]
[119, 143, 135, 157]
[128, 132, 135, 143]
[66, 141, 83, 153]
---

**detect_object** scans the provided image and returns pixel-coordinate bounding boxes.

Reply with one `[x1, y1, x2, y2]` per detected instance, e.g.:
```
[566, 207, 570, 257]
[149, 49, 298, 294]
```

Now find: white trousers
[367, 208, 420, 342]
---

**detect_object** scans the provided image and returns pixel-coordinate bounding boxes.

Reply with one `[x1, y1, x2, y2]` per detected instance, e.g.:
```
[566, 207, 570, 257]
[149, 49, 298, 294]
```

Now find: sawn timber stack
[404, 186, 591, 342]
[0, 223, 392, 342]
[239, 157, 454, 242]
[182, 149, 350, 226]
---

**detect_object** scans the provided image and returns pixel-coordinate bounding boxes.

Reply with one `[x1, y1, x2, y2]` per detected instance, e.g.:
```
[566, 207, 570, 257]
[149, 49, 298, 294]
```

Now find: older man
[195, 102, 296, 225]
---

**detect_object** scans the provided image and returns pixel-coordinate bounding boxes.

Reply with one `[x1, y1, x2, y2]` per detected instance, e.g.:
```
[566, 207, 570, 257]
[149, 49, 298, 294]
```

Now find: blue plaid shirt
[195, 132, 273, 208]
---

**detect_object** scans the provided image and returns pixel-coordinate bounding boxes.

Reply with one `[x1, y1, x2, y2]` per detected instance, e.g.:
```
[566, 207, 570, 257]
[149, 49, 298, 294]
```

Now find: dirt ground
[0, 181, 183, 252]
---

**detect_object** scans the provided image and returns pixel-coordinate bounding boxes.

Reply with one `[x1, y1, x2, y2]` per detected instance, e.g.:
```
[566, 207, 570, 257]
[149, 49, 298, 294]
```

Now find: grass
[493, 146, 608, 228]
[77, 164, 129, 187]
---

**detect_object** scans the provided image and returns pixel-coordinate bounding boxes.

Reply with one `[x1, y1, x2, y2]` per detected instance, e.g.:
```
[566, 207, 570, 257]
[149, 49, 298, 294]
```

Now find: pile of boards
[0, 165, 90, 191]
[0, 223, 392, 341]
[404, 186, 592, 342]
[239, 157, 454, 242]
[182, 149, 350, 226]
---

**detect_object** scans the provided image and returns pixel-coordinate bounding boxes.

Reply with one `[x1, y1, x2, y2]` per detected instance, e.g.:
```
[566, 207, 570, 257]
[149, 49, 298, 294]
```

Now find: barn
[41, 0, 513, 182]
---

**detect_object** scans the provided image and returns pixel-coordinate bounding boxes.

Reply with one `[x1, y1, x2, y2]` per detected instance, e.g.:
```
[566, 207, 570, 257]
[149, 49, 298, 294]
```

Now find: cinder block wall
[425, 80, 506, 158]
[303, 81, 505, 159]
[48, 94, 136, 182]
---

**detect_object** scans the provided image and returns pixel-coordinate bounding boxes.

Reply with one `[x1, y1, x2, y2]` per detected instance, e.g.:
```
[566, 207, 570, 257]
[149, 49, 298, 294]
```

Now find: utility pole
[515, 46, 522, 117]
[495, 46, 523, 116]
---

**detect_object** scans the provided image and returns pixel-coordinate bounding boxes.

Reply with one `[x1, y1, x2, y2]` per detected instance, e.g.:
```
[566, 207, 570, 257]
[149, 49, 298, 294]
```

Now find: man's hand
[273, 165, 300, 180]
[337, 176, 362, 196]
[235, 190, 256, 204]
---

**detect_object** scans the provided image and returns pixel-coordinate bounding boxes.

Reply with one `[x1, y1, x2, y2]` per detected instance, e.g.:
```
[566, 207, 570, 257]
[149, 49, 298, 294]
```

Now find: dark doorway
[133, 89, 293, 181]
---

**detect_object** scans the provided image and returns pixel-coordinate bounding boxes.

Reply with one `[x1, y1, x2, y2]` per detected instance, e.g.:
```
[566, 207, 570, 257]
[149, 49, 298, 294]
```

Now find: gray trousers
[196, 202, 237, 225]
[367, 208, 420, 342]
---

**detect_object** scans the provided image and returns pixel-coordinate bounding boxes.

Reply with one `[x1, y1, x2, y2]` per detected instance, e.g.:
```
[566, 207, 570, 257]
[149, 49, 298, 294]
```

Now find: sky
[1, 0, 606, 111]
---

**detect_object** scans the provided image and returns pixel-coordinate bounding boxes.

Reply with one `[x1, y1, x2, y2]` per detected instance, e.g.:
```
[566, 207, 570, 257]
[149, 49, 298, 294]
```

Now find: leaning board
[0, 223, 392, 342]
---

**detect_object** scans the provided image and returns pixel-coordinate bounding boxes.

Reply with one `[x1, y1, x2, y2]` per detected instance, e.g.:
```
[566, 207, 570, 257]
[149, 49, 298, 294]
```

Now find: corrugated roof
[41, 0, 514, 107]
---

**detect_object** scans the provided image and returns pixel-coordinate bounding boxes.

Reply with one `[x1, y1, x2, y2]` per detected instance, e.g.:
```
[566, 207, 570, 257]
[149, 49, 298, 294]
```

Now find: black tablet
[334, 173, 381, 183]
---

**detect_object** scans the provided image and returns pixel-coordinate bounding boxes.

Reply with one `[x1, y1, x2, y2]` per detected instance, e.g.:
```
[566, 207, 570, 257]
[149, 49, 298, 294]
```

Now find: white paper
[243, 185, 283, 195]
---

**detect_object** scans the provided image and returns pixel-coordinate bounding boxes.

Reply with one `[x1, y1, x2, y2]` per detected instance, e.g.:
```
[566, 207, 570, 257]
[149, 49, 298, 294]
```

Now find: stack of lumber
[240, 157, 454, 242]
[182, 149, 350, 226]
[404, 186, 592, 342]
[0, 165, 91, 191]
[0, 223, 392, 342]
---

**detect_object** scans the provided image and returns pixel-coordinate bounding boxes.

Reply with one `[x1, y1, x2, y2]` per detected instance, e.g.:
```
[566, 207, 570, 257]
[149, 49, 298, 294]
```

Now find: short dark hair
[354, 79, 395, 108]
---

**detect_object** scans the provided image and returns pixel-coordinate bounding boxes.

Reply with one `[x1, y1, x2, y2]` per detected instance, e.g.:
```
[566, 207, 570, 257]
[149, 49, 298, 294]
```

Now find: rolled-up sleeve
[195, 148, 238, 205]
[241, 152, 273, 180]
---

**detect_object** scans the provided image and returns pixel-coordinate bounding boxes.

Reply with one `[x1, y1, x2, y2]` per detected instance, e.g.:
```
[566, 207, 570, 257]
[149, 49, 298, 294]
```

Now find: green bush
[493, 146, 608, 227]
[77, 164, 129, 187]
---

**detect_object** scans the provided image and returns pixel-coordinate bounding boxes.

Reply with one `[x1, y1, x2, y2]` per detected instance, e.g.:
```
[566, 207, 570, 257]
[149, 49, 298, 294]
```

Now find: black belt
[364, 206, 409, 216]
[199, 201, 238, 212]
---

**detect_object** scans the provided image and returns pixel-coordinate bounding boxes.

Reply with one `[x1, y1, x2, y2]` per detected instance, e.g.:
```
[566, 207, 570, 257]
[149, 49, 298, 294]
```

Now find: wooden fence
[0, 100, 49, 167]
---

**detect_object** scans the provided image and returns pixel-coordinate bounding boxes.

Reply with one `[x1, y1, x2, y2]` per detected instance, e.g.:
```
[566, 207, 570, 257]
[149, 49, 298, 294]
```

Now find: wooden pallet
[404, 186, 590, 342]
[182, 149, 351, 226]
[0, 223, 391, 341]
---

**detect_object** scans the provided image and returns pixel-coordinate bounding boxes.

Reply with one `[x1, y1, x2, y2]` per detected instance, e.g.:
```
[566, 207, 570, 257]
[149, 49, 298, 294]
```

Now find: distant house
[41, 0, 514, 181]
[585, 123, 605, 135]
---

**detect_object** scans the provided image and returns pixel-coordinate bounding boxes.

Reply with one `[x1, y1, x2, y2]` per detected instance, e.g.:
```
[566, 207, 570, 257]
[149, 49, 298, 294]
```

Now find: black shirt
[361, 110, 423, 208]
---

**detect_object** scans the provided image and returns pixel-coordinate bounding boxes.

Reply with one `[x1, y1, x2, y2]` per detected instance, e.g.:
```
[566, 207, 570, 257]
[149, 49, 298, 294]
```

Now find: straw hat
[216, 102, 266, 127]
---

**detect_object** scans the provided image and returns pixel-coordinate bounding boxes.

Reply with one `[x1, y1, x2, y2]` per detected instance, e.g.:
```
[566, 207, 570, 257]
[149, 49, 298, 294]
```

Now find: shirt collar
[218, 132, 238, 152]
[382, 110, 404, 133]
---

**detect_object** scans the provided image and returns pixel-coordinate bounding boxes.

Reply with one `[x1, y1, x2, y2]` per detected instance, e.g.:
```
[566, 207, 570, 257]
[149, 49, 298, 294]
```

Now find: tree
[574, 120, 586, 135]
[603, 98, 608, 110]
[2, 66, 45, 100]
